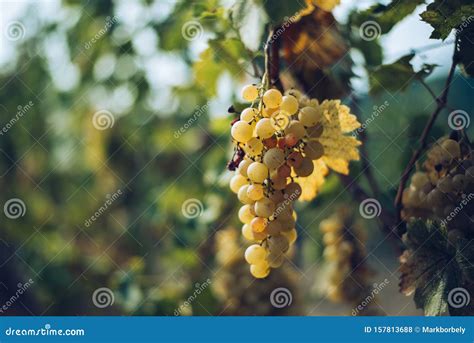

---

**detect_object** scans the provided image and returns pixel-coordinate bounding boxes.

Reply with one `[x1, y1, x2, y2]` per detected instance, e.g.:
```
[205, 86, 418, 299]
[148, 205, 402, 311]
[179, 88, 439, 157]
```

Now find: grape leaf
[262, 0, 307, 25]
[350, 0, 424, 34]
[458, 21, 474, 77]
[413, 270, 449, 316]
[369, 54, 416, 95]
[230, 0, 267, 51]
[420, 0, 474, 40]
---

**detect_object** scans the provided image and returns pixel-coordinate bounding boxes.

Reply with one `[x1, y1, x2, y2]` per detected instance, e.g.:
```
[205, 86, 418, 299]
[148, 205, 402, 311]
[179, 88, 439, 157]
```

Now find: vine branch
[264, 26, 283, 91]
[394, 37, 459, 225]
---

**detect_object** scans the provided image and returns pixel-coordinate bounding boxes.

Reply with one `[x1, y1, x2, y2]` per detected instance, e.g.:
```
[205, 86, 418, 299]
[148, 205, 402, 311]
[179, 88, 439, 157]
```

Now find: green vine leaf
[369, 54, 415, 95]
[230, 0, 267, 51]
[420, 0, 474, 40]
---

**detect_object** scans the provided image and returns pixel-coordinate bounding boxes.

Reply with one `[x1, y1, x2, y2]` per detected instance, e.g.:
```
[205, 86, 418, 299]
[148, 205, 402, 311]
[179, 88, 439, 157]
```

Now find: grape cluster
[230, 84, 325, 278]
[402, 137, 474, 236]
[320, 208, 379, 315]
[213, 228, 300, 315]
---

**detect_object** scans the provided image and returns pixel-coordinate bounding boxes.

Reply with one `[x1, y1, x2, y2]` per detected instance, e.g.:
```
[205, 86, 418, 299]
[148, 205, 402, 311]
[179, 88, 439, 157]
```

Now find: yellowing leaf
[294, 159, 329, 201]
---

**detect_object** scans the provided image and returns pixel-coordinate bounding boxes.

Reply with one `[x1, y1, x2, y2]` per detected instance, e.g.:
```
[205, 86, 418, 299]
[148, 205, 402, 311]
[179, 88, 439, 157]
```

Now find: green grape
[255, 198, 276, 218]
[238, 159, 252, 177]
[427, 188, 444, 208]
[244, 244, 267, 264]
[411, 171, 429, 189]
[441, 139, 461, 159]
[230, 174, 248, 194]
[294, 157, 314, 177]
[284, 182, 302, 200]
[272, 176, 288, 190]
[263, 148, 285, 170]
[247, 162, 269, 183]
[244, 137, 264, 157]
[269, 190, 285, 203]
[437, 177, 453, 193]
[303, 141, 324, 160]
[285, 120, 306, 140]
[242, 224, 255, 241]
[256, 118, 276, 139]
[280, 95, 299, 115]
[250, 262, 270, 278]
[240, 107, 258, 122]
[247, 184, 264, 201]
[307, 123, 323, 138]
[267, 251, 284, 268]
[298, 106, 322, 127]
[263, 89, 283, 108]
[251, 217, 267, 233]
[241, 85, 259, 102]
[268, 234, 290, 253]
[282, 229, 297, 244]
[266, 220, 283, 235]
[238, 185, 253, 204]
[231, 120, 253, 143]
[238, 204, 255, 224]
[452, 174, 465, 192]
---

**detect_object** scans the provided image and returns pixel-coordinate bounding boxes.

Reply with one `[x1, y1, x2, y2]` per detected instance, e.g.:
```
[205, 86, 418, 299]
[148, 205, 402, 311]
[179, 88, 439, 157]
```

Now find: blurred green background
[0, 0, 472, 316]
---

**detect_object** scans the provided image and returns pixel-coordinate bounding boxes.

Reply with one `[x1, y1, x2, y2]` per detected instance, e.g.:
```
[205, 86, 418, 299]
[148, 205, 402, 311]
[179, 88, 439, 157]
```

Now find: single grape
[231, 121, 253, 143]
[266, 220, 283, 235]
[255, 198, 276, 218]
[441, 139, 461, 159]
[255, 118, 275, 139]
[238, 184, 253, 204]
[247, 162, 269, 183]
[285, 133, 298, 147]
[250, 262, 270, 278]
[277, 164, 292, 178]
[284, 182, 302, 200]
[452, 174, 465, 192]
[285, 120, 306, 140]
[241, 85, 259, 102]
[411, 171, 429, 189]
[294, 157, 314, 177]
[307, 123, 323, 138]
[269, 190, 285, 203]
[247, 184, 264, 201]
[263, 89, 283, 108]
[238, 159, 252, 177]
[272, 176, 288, 190]
[282, 229, 297, 244]
[266, 251, 284, 268]
[263, 136, 277, 148]
[240, 107, 258, 122]
[244, 137, 264, 157]
[268, 234, 290, 253]
[230, 174, 248, 194]
[263, 148, 285, 170]
[303, 141, 324, 160]
[280, 95, 299, 115]
[298, 106, 322, 127]
[242, 224, 255, 241]
[437, 177, 453, 193]
[238, 204, 255, 224]
[287, 151, 303, 168]
[251, 217, 267, 233]
[285, 89, 302, 100]
[244, 244, 267, 264]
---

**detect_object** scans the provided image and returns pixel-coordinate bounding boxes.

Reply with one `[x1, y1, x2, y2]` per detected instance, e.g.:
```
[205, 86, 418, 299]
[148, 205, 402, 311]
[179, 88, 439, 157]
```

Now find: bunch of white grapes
[229, 84, 325, 278]
[402, 137, 474, 234]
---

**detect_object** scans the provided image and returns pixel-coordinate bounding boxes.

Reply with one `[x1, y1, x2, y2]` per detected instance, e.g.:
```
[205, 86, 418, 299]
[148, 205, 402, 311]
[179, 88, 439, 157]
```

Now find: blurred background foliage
[0, 0, 472, 316]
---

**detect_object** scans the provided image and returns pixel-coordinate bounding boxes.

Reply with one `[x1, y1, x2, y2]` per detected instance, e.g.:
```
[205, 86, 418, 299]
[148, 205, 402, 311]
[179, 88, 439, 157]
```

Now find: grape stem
[264, 26, 283, 91]
[394, 36, 460, 228]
